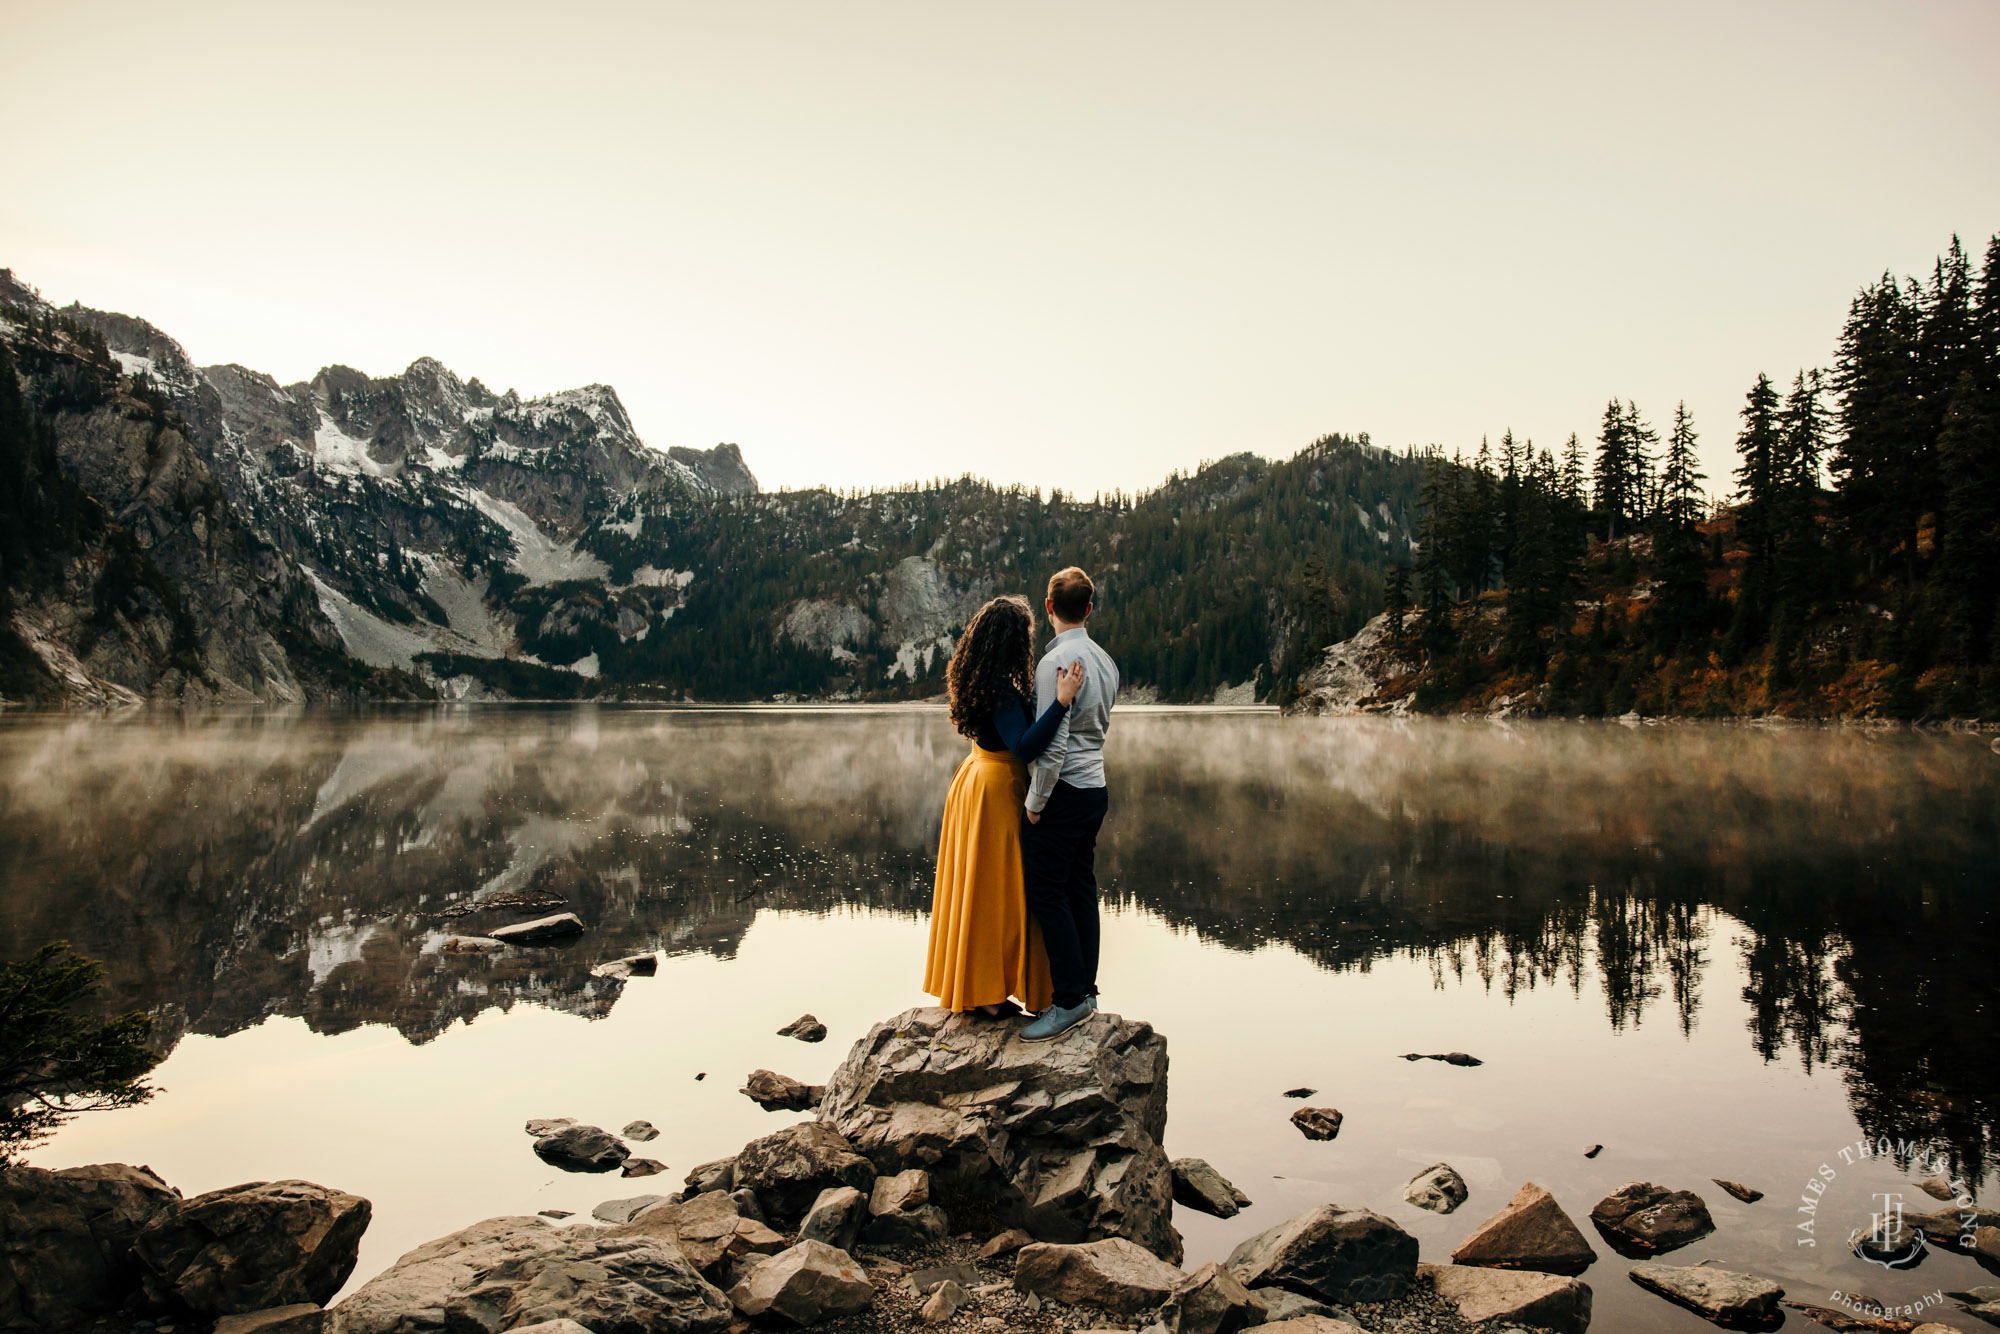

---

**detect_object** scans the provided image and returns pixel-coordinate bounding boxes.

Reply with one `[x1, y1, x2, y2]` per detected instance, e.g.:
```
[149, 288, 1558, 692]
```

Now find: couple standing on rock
[923, 565, 1117, 1043]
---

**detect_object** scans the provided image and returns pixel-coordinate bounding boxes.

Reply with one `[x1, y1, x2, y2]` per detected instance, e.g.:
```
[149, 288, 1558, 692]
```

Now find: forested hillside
[1295, 232, 2000, 721]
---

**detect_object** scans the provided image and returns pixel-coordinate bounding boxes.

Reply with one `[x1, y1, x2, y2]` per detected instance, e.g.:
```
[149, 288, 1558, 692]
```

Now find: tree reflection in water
[0, 708, 1992, 1187]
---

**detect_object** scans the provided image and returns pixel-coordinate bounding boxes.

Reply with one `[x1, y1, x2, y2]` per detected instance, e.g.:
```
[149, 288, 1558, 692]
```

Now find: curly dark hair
[946, 595, 1036, 738]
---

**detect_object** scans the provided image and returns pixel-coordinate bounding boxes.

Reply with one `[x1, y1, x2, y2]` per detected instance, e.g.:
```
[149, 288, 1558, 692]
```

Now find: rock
[1948, 1286, 2000, 1304]
[1450, 1183, 1596, 1275]
[1914, 1175, 1955, 1200]
[779, 1015, 830, 1043]
[1399, 1052, 1483, 1066]
[533, 1123, 632, 1173]
[1975, 1224, 2000, 1260]
[1628, 1262, 1783, 1326]
[1852, 1211, 1927, 1267]
[1906, 1203, 2000, 1249]
[526, 1117, 578, 1137]
[624, 1120, 661, 1142]
[819, 1006, 1180, 1263]
[441, 936, 505, 953]
[1253, 1318, 1366, 1334]
[0, 1161, 181, 1332]
[731, 1188, 770, 1224]
[870, 1168, 931, 1216]
[327, 1214, 733, 1334]
[1964, 1303, 2000, 1328]
[862, 1204, 950, 1248]
[135, 1179, 370, 1317]
[1589, 1182, 1715, 1255]
[1419, 1263, 1591, 1334]
[978, 1229, 1035, 1260]
[1225, 1205, 1418, 1304]
[1402, 1163, 1468, 1215]
[908, 1262, 979, 1294]
[686, 1157, 738, 1198]
[1171, 1159, 1252, 1219]
[506, 1322, 598, 1334]
[618, 1190, 746, 1272]
[743, 1070, 826, 1113]
[1282, 1088, 1315, 1099]
[729, 1217, 789, 1260]
[594, 1194, 673, 1224]
[538, 1210, 574, 1219]
[624, 1158, 668, 1178]
[212, 1306, 326, 1334]
[1713, 1179, 1763, 1203]
[799, 1187, 870, 1251]
[1160, 1261, 1268, 1334]
[1249, 1288, 1345, 1323]
[921, 1279, 968, 1324]
[728, 1240, 874, 1325]
[1015, 1238, 1188, 1315]
[1290, 1107, 1342, 1141]
[1582, 1145, 1602, 1158]
[733, 1123, 875, 1227]
[490, 912, 586, 944]
[593, 954, 659, 980]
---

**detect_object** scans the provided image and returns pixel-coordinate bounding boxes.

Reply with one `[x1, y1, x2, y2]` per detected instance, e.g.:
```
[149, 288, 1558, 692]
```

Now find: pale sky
[5, 1, 1996, 496]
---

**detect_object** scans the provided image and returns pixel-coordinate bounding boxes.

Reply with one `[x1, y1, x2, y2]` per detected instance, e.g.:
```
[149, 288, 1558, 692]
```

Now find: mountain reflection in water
[1, 707, 1994, 1187]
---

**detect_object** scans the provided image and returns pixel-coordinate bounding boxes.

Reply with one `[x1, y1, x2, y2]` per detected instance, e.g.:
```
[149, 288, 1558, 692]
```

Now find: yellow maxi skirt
[924, 745, 1054, 1013]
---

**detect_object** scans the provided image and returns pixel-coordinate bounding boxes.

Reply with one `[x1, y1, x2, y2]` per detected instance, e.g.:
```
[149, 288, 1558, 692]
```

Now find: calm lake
[2, 707, 1996, 1330]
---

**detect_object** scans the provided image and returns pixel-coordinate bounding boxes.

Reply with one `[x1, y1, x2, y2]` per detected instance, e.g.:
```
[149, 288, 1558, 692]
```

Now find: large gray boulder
[1402, 1163, 1468, 1215]
[1627, 1262, 1782, 1326]
[819, 1006, 1180, 1262]
[0, 1162, 180, 1332]
[1419, 1263, 1591, 1334]
[326, 1215, 733, 1334]
[1588, 1182, 1714, 1255]
[798, 1187, 869, 1251]
[733, 1123, 875, 1227]
[728, 1240, 874, 1325]
[743, 1070, 825, 1113]
[490, 913, 586, 944]
[135, 1179, 370, 1317]
[1015, 1238, 1188, 1315]
[1225, 1206, 1417, 1305]
[618, 1191, 747, 1273]
[1450, 1183, 1595, 1275]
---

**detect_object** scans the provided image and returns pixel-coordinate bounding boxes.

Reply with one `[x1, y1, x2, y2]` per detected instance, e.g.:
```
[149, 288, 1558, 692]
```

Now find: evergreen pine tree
[1650, 402, 1708, 645]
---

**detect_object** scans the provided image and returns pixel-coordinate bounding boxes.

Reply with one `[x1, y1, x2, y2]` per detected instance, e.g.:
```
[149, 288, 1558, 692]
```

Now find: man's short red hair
[1047, 566, 1094, 623]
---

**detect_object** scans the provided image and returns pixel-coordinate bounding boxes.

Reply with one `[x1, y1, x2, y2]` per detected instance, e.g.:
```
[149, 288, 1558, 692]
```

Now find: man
[1019, 565, 1118, 1042]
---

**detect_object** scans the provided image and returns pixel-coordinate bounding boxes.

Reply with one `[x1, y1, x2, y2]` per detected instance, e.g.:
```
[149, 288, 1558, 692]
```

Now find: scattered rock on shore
[1713, 1178, 1763, 1203]
[592, 1193, 671, 1224]
[1171, 1158, 1252, 1219]
[1250, 1287, 1348, 1322]
[135, 1179, 370, 1317]
[978, 1229, 1035, 1260]
[819, 1005, 1181, 1263]
[1283, 1087, 1316, 1099]
[1582, 1145, 1602, 1158]
[328, 1214, 732, 1334]
[531, 1122, 631, 1172]
[1589, 1181, 1715, 1255]
[489, 912, 586, 944]
[1627, 1261, 1783, 1327]
[1225, 1204, 1418, 1304]
[684, 1155, 737, 1197]
[1290, 1107, 1343, 1141]
[800, 1186, 870, 1250]
[0, 1162, 181, 1331]
[1402, 1163, 1468, 1215]
[733, 1122, 875, 1227]
[1160, 1261, 1267, 1334]
[1015, 1238, 1187, 1314]
[1399, 1052, 1482, 1066]
[1419, 1262, 1591, 1334]
[744, 1068, 826, 1112]
[780, 1014, 830, 1042]
[624, 1157, 667, 1178]
[1450, 1183, 1596, 1275]
[623, 1119, 660, 1141]
[591, 953, 658, 979]
[729, 1239, 874, 1325]
[213, 1306, 328, 1334]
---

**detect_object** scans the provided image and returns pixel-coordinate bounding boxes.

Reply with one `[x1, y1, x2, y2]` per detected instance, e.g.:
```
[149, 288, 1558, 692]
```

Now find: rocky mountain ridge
[3, 267, 1424, 706]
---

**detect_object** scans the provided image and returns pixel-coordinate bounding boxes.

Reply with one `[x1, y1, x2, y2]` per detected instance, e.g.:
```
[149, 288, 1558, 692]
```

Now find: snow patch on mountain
[466, 488, 610, 585]
[314, 415, 399, 478]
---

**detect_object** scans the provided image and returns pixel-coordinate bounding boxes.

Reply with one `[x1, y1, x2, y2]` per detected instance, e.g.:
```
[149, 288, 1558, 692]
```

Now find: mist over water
[2, 707, 1995, 1327]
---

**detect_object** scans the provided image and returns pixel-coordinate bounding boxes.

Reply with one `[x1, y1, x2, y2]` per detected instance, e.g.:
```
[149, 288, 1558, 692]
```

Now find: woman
[925, 595, 1084, 1018]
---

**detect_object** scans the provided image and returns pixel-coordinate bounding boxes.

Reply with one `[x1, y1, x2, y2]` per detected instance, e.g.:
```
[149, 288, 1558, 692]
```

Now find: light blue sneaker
[1021, 998, 1092, 1042]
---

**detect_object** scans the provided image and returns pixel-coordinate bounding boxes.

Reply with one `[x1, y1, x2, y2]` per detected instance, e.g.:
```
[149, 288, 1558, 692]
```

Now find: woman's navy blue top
[976, 687, 1068, 762]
